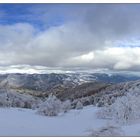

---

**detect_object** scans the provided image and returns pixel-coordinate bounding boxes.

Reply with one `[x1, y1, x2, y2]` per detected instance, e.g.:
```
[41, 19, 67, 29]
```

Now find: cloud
[61, 47, 140, 71]
[0, 22, 97, 67]
[0, 4, 140, 71]
[84, 4, 140, 39]
[93, 47, 140, 70]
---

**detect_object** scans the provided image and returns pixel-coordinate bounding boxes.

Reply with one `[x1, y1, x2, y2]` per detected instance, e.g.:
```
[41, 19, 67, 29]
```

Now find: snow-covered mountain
[0, 72, 139, 101]
[0, 72, 139, 107]
[0, 72, 140, 90]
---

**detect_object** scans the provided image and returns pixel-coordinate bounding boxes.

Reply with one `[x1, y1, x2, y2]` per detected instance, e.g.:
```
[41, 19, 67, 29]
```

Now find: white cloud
[93, 47, 140, 70]
[0, 22, 140, 71]
[1, 4, 140, 71]
[0, 22, 98, 66]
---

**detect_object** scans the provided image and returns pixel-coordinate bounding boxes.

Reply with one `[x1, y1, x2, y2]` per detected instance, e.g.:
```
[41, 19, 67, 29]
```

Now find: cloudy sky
[1, 4, 140, 73]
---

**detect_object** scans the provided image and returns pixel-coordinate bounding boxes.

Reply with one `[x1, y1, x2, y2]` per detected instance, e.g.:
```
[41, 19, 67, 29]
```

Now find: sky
[1, 4, 140, 73]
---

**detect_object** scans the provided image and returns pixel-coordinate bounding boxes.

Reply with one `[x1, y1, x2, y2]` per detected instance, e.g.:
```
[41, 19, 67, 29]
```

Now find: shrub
[37, 94, 62, 116]
[62, 100, 71, 112]
[76, 100, 83, 110]
[0, 93, 11, 107]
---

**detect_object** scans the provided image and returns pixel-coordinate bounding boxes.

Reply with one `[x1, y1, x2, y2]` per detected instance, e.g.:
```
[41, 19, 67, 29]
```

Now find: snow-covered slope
[0, 105, 140, 136]
[0, 106, 107, 136]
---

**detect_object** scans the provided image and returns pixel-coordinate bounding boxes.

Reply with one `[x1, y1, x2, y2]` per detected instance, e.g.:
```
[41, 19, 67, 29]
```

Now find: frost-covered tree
[12, 98, 25, 108]
[95, 95, 115, 107]
[62, 100, 71, 112]
[76, 100, 83, 110]
[80, 96, 91, 106]
[6, 91, 37, 109]
[37, 94, 62, 116]
[0, 93, 11, 107]
[97, 93, 140, 124]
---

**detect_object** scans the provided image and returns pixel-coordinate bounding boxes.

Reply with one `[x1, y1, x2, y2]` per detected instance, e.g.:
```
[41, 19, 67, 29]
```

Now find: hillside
[0, 105, 140, 136]
[0, 73, 139, 136]
[0, 73, 139, 109]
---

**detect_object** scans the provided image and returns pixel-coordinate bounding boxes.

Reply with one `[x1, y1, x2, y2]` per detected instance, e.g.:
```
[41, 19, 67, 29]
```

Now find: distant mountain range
[0, 72, 138, 97]
[0, 72, 140, 90]
[0, 72, 140, 108]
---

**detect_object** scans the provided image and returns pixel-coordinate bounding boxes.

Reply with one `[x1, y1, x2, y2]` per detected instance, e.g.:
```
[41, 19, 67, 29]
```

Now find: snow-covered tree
[37, 94, 62, 116]
[62, 100, 71, 112]
[80, 96, 91, 106]
[76, 100, 83, 110]
[0, 93, 11, 107]
[97, 93, 140, 124]
[6, 91, 37, 109]
[12, 98, 25, 108]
